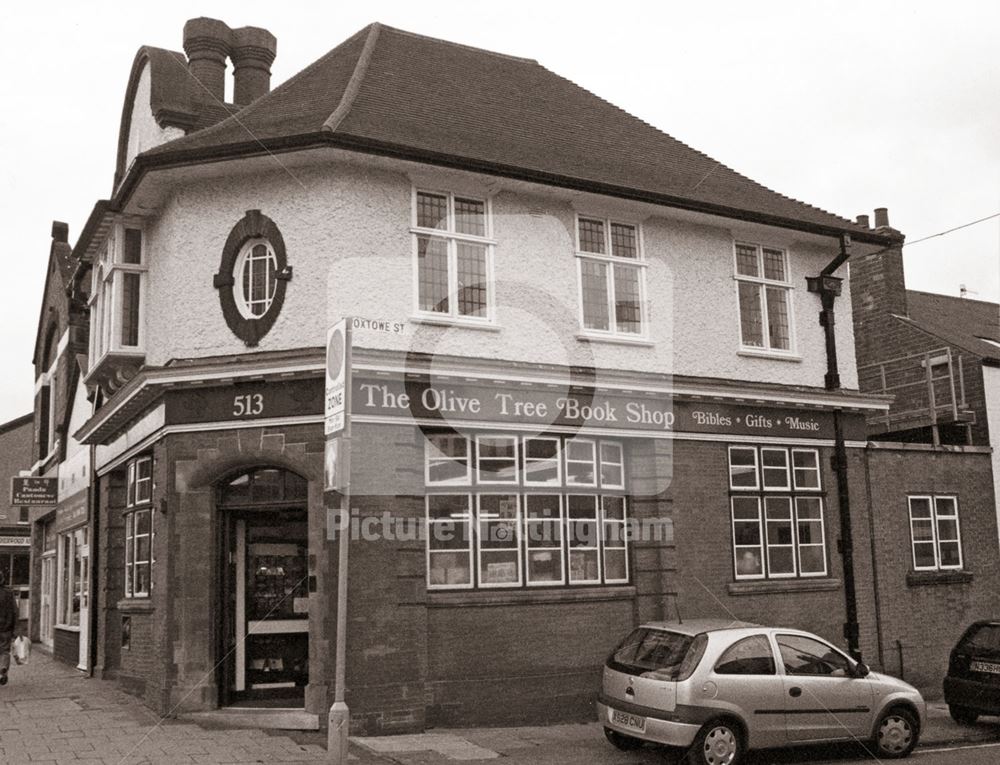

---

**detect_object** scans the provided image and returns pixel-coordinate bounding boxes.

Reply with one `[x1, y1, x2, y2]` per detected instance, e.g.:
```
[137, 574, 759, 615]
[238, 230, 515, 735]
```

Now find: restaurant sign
[10, 477, 58, 507]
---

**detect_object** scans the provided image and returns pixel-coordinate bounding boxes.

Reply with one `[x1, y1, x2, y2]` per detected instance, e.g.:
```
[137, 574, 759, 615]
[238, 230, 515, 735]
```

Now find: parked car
[944, 620, 1000, 724]
[598, 619, 925, 764]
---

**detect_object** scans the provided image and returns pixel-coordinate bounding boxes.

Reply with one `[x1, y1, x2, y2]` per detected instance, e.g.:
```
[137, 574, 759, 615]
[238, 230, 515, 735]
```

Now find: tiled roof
[142, 23, 878, 238]
[901, 290, 1000, 362]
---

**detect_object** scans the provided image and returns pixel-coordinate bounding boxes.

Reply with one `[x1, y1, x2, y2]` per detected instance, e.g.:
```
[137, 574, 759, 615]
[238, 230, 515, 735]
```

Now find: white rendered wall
[124, 63, 184, 173]
[142, 158, 858, 389]
[983, 365, 1000, 551]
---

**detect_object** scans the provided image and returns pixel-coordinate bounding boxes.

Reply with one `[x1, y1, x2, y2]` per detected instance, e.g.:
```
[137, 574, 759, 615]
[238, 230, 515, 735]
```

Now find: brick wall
[864, 445, 1000, 692]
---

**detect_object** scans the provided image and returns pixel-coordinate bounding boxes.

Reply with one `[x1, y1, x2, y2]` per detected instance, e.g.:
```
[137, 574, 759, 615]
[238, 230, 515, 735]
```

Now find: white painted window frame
[733, 241, 796, 355]
[410, 188, 496, 325]
[574, 214, 648, 339]
[908, 494, 963, 571]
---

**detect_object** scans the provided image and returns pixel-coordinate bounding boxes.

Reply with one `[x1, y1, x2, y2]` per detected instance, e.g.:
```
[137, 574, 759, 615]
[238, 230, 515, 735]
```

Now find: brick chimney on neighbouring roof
[231, 26, 277, 106]
[183, 17, 233, 103]
[849, 207, 908, 368]
[51, 221, 68, 243]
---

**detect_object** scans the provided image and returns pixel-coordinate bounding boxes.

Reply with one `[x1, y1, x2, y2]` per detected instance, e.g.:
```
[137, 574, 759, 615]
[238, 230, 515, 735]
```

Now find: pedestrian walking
[0, 568, 19, 685]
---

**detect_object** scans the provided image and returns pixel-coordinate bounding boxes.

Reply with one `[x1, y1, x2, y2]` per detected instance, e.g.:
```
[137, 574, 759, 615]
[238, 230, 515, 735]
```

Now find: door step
[180, 707, 320, 730]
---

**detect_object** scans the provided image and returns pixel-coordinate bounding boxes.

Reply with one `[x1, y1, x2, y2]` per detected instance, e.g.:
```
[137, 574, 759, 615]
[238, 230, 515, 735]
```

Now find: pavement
[2, 650, 1000, 765]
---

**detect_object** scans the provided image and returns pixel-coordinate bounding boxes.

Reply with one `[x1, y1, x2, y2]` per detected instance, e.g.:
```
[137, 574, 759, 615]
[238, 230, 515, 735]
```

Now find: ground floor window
[426, 433, 629, 590]
[729, 445, 827, 580]
[124, 507, 153, 598]
[908, 495, 962, 570]
[56, 527, 88, 627]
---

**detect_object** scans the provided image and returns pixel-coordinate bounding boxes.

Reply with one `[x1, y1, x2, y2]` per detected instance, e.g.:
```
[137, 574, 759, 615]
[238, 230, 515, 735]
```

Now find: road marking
[916, 740, 1000, 754]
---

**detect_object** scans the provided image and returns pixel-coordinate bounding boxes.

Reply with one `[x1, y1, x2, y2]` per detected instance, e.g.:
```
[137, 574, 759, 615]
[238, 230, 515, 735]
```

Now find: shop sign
[164, 378, 322, 426]
[0, 536, 30, 547]
[10, 477, 57, 507]
[352, 376, 866, 441]
[54, 491, 89, 534]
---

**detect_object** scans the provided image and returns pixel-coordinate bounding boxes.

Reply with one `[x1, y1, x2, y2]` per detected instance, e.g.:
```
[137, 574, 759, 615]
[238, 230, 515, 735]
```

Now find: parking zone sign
[325, 318, 351, 436]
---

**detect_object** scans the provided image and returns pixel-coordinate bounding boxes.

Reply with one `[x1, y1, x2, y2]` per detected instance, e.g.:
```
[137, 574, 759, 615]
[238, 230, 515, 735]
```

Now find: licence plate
[971, 660, 1000, 674]
[610, 708, 646, 733]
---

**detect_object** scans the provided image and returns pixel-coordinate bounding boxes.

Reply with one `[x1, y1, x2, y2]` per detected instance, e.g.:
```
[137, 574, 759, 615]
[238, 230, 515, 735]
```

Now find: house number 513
[233, 393, 264, 417]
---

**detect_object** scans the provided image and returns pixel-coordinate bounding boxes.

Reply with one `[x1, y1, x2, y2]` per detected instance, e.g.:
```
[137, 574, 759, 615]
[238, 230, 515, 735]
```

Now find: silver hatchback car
[598, 620, 925, 764]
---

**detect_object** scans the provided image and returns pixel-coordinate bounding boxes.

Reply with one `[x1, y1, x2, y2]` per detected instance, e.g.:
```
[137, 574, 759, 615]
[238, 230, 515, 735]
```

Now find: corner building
[57, 18, 1000, 732]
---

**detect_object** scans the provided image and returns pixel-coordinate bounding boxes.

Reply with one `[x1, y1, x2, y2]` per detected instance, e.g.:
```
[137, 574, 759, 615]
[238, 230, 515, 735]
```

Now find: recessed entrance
[218, 468, 309, 707]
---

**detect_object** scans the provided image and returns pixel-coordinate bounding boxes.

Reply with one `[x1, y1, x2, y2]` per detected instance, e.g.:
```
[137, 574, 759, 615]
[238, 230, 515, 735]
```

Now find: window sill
[576, 333, 654, 348]
[428, 584, 636, 608]
[906, 570, 973, 587]
[727, 578, 840, 596]
[117, 598, 155, 613]
[737, 348, 803, 362]
[54, 624, 81, 633]
[408, 315, 501, 332]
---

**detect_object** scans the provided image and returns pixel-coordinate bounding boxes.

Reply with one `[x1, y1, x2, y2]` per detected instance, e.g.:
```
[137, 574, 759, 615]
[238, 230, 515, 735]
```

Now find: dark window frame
[213, 210, 292, 347]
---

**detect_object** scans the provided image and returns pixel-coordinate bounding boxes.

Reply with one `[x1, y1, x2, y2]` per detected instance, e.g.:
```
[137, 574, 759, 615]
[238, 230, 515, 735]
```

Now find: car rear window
[957, 624, 1000, 656]
[607, 628, 706, 679]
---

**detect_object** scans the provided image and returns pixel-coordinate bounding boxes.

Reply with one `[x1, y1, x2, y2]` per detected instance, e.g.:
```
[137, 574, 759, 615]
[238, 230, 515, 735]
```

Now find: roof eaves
[113, 131, 899, 248]
[892, 313, 997, 363]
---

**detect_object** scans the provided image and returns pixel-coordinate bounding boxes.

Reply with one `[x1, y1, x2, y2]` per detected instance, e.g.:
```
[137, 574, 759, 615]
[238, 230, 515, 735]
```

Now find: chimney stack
[183, 17, 233, 103]
[873, 207, 890, 229]
[855, 214, 870, 229]
[51, 221, 68, 243]
[231, 26, 277, 106]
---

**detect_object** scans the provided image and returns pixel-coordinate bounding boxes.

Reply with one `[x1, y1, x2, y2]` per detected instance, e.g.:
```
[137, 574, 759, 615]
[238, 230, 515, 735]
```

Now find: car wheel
[686, 720, 744, 765]
[874, 707, 919, 759]
[603, 726, 643, 751]
[949, 705, 979, 725]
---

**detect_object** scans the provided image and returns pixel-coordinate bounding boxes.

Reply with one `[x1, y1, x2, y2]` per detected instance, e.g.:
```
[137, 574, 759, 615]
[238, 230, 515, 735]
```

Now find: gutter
[808, 234, 863, 660]
[118, 132, 900, 248]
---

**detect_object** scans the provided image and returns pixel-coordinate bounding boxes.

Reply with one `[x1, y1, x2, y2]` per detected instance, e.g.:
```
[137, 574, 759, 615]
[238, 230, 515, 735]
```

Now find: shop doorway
[218, 468, 310, 707]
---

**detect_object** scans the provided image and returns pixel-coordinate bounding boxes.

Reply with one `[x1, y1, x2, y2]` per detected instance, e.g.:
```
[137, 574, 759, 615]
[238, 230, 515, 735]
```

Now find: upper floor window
[89, 223, 146, 362]
[412, 190, 494, 322]
[234, 239, 278, 318]
[734, 242, 793, 352]
[729, 446, 826, 581]
[576, 216, 646, 337]
[909, 495, 962, 571]
[214, 210, 292, 347]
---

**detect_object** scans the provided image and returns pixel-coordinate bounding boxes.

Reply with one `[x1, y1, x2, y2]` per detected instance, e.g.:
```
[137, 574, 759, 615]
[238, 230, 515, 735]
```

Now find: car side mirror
[854, 662, 870, 678]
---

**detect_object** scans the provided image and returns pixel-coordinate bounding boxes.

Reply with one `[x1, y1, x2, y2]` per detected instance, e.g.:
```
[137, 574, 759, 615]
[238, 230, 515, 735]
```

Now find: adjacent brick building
[0, 413, 34, 631]
[30, 16, 1000, 734]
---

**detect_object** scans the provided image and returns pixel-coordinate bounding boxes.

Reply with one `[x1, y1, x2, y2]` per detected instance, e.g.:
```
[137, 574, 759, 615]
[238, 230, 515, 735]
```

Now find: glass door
[40, 554, 55, 647]
[230, 510, 309, 704]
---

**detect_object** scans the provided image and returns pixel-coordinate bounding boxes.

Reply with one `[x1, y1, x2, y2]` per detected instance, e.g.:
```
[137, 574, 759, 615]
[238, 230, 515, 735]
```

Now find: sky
[1, 0, 998, 425]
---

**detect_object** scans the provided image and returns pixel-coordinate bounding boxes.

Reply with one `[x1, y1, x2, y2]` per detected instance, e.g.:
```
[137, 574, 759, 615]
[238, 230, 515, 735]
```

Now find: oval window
[234, 239, 278, 319]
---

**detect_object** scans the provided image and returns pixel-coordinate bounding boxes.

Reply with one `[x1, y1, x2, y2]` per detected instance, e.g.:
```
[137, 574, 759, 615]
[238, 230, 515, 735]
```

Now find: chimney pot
[183, 17, 233, 103]
[855, 214, 870, 229]
[873, 207, 890, 228]
[51, 221, 69, 243]
[231, 26, 277, 106]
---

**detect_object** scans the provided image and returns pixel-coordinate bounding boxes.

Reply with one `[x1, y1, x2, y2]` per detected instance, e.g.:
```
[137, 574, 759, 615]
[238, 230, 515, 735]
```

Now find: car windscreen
[957, 624, 1000, 657]
[607, 628, 701, 678]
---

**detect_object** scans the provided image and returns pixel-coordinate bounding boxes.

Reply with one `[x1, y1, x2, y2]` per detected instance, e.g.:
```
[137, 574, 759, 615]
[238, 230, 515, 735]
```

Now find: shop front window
[56, 528, 87, 627]
[426, 434, 629, 590]
[124, 456, 154, 598]
[729, 445, 827, 580]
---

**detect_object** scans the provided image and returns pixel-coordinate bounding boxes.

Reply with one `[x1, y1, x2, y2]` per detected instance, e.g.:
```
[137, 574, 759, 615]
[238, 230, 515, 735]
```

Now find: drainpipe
[807, 234, 862, 661]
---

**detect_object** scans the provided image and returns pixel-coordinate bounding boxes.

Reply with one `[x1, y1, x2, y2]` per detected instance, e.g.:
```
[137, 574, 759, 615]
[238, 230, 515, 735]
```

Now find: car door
[711, 634, 788, 748]
[775, 633, 874, 743]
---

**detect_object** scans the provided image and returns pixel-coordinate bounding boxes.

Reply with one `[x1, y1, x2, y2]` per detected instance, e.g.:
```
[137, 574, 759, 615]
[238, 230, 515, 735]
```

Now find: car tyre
[686, 720, 744, 765]
[873, 707, 919, 759]
[948, 705, 979, 725]
[603, 727, 643, 751]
